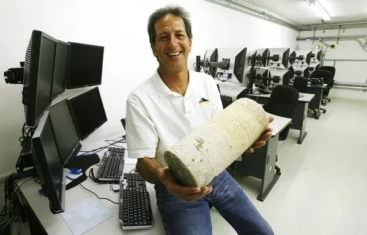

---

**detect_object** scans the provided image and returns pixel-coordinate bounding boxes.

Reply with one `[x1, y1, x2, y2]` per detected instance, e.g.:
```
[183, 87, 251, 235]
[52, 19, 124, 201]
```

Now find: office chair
[121, 118, 126, 130]
[293, 76, 308, 93]
[319, 66, 336, 103]
[262, 85, 299, 176]
[310, 69, 333, 113]
[263, 85, 299, 140]
[220, 96, 232, 109]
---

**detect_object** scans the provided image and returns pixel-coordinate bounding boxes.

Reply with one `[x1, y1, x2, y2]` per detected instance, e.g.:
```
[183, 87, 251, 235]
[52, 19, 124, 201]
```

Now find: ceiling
[237, 0, 367, 25]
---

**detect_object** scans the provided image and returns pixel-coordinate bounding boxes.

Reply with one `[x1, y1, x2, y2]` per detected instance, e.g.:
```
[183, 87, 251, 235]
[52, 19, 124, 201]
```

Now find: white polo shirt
[125, 70, 223, 167]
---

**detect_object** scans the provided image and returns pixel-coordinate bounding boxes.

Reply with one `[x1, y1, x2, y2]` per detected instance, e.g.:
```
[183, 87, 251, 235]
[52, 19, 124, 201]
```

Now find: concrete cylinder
[164, 98, 269, 187]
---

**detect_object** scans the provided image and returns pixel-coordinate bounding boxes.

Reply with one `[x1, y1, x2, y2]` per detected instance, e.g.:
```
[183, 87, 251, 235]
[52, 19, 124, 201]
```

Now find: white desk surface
[216, 81, 247, 101]
[268, 114, 292, 136]
[247, 92, 314, 103]
[20, 161, 165, 235]
[215, 79, 244, 87]
[308, 83, 327, 88]
[215, 80, 315, 103]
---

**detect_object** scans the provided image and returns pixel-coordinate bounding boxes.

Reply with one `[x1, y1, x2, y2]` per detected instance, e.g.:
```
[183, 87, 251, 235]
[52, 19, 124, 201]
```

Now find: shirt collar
[152, 70, 194, 98]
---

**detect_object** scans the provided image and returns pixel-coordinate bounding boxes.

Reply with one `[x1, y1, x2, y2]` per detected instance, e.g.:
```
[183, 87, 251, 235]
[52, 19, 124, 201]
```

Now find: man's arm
[136, 157, 162, 184]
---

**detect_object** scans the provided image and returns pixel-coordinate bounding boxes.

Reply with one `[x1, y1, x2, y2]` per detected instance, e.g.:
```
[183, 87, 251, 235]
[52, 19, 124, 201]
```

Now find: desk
[216, 81, 247, 101]
[17, 152, 165, 235]
[305, 84, 326, 120]
[233, 114, 291, 201]
[246, 92, 315, 144]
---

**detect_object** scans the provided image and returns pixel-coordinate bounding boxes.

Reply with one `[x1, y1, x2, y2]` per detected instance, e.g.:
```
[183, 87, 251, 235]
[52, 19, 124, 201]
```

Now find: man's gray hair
[147, 5, 193, 45]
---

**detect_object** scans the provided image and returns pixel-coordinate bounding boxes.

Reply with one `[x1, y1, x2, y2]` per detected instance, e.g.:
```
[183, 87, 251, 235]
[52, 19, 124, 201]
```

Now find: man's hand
[246, 115, 274, 153]
[157, 168, 212, 202]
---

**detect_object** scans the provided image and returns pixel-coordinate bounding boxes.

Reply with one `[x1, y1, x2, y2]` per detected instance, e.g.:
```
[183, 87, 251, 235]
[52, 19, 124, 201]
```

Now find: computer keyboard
[119, 173, 153, 230]
[96, 147, 125, 182]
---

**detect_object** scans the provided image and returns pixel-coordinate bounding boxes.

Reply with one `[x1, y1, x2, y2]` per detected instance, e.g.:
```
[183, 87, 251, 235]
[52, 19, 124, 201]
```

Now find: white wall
[297, 28, 367, 100]
[0, 0, 297, 179]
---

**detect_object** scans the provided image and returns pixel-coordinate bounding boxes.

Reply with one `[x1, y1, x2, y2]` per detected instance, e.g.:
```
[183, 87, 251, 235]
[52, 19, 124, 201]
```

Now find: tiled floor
[210, 98, 367, 235]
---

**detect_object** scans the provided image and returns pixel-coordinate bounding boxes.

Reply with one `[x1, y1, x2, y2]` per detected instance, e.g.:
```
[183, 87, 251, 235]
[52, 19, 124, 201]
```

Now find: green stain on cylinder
[164, 151, 198, 187]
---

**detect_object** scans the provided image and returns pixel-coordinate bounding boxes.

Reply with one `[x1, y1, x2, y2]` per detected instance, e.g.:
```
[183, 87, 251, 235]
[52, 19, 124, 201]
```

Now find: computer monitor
[253, 68, 270, 86]
[269, 69, 290, 85]
[267, 48, 290, 69]
[51, 41, 70, 100]
[67, 87, 108, 140]
[292, 66, 311, 78]
[251, 49, 269, 67]
[49, 99, 82, 165]
[22, 30, 57, 127]
[204, 49, 218, 78]
[66, 42, 104, 88]
[311, 50, 322, 62]
[216, 48, 249, 84]
[31, 111, 65, 214]
[233, 48, 248, 84]
[293, 50, 312, 66]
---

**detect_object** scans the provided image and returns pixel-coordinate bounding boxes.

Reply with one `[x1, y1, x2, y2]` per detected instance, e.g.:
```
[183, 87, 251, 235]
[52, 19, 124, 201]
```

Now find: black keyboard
[119, 173, 153, 230]
[96, 147, 125, 182]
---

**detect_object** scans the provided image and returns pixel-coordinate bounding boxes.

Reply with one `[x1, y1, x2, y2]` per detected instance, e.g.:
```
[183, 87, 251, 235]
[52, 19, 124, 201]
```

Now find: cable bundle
[0, 169, 37, 231]
[18, 123, 35, 148]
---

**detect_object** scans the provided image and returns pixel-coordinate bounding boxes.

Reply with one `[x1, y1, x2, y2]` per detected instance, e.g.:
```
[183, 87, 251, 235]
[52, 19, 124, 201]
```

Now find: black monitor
[49, 99, 82, 165]
[22, 30, 57, 127]
[234, 48, 248, 83]
[31, 111, 65, 214]
[51, 41, 70, 100]
[271, 70, 290, 85]
[251, 49, 269, 67]
[66, 42, 104, 88]
[67, 87, 107, 140]
[208, 49, 218, 78]
[268, 48, 290, 69]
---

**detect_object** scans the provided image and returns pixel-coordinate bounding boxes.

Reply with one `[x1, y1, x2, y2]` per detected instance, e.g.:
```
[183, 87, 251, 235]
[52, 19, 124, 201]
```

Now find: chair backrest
[310, 69, 333, 86]
[319, 66, 335, 80]
[319, 66, 336, 87]
[263, 85, 299, 118]
[121, 118, 126, 130]
[293, 76, 308, 93]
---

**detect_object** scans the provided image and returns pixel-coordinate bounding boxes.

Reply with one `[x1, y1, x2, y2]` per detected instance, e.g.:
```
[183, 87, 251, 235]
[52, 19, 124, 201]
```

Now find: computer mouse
[70, 168, 82, 175]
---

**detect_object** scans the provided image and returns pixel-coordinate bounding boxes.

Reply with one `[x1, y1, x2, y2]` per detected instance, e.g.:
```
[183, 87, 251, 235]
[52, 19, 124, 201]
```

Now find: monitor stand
[65, 153, 100, 190]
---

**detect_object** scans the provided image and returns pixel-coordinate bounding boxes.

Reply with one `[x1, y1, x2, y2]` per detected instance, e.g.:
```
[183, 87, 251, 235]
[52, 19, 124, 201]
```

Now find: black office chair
[263, 85, 299, 141]
[293, 76, 308, 93]
[263, 85, 299, 176]
[310, 69, 332, 112]
[121, 118, 126, 129]
[319, 66, 336, 103]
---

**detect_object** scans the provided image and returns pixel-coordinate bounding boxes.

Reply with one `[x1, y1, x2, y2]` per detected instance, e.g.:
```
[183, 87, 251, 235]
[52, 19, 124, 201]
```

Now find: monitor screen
[23, 30, 57, 127]
[68, 87, 107, 139]
[209, 49, 218, 78]
[49, 99, 81, 165]
[51, 41, 69, 100]
[234, 48, 247, 83]
[67, 42, 104, 88]
[31, 112, 65, 214]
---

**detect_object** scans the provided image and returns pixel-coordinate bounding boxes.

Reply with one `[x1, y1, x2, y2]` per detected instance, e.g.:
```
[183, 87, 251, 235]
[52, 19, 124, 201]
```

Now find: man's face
[151, 14, 192, 74]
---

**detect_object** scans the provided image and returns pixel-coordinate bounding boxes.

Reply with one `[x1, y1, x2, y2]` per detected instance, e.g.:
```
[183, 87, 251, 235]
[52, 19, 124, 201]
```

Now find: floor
[210, 97, 367, 235]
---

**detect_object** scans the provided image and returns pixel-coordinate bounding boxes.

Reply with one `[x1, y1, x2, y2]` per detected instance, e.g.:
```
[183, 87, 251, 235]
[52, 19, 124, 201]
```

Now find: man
[126, 5, 274, 235]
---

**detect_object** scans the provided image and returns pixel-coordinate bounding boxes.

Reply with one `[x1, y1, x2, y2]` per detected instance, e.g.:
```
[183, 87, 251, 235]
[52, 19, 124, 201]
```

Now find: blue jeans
[154, 170, 274, 235]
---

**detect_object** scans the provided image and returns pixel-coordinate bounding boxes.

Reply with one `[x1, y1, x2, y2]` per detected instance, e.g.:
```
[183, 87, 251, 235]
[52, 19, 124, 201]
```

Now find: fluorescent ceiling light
[305, 0, 331, 21]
